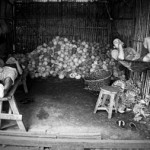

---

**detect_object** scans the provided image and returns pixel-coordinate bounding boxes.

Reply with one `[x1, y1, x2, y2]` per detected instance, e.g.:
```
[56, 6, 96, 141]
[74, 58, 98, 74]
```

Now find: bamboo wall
[133, 0, 150, 53]
[0, 0, 14, 57]
[110, 0, 135, 46]
[131, 0, 150, 98]
[15, 1, 111, 53]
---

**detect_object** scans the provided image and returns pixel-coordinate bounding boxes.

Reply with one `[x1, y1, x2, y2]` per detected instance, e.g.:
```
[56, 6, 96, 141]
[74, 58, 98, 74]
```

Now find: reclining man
[0, 57, 22, 98]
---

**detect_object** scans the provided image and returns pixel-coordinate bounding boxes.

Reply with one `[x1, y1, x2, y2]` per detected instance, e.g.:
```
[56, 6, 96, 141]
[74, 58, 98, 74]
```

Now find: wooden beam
[0, 134, 150, 149]
[8, 96, 26, 131]
[0, 96, 11, 102]
[0, 113, 22, 120]
[0, 101, 2, 128]
[1, 122, 17, 130]
[7, 77, 22, 97]
[51, 145, 84, 150]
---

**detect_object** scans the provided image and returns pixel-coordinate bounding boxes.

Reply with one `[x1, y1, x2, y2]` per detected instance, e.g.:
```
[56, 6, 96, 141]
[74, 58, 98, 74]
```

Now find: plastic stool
[94, 86, 120, 119]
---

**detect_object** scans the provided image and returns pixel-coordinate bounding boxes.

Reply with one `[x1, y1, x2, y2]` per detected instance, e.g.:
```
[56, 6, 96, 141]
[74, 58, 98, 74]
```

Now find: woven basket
[84, 69, 112, 91]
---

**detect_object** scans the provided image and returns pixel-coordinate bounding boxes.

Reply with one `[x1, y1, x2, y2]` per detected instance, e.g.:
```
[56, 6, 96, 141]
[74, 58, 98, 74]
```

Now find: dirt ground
[2, 77, 150, 140]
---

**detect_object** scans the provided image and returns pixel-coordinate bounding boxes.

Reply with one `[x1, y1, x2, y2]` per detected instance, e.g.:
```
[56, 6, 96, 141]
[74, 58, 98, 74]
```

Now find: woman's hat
[113, 38, 124, 45]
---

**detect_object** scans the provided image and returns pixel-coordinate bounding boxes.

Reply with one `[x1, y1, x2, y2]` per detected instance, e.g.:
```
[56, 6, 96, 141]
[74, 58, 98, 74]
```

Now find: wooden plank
[22, 79, 28, 93]
[8, 107, 12, 114]
[22, 70, 28, 93]
[51, 145, 84, 150]
[0, 134, 150, 149]
[0, 113, 22, 120]
[1, 122, 17, 130]
[8, 77, 22, 97]
[0, 130, 101, 139]
[0, 130, 56, 137]
[0, 97, 11, 102]
[54, 133, 101, 140]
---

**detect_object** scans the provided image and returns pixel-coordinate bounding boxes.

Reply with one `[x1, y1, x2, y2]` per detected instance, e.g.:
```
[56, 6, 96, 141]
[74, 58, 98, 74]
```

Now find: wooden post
[0, 101, 3, 128]
[8, 96, 26, 131]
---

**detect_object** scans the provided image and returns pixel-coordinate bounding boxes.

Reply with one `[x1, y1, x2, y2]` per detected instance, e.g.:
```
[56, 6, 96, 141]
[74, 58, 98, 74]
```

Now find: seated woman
[0, 57, 22, 97]
[111, 38, 150, 71]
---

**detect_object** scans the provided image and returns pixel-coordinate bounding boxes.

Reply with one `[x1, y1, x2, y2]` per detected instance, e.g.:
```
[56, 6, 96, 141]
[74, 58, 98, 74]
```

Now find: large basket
[84, 69, 112, 91]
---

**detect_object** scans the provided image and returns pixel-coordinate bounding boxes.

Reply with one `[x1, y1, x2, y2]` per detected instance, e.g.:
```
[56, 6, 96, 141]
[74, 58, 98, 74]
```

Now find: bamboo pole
[131, 0, 150, 98]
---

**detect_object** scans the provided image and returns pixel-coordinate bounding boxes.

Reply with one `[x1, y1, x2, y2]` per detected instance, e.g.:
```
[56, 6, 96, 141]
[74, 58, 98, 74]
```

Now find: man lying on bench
[0, 57, 23, 98]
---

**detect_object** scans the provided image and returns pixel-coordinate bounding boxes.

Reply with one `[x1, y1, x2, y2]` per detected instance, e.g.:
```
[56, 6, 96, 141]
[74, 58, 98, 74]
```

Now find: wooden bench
[0, 69, 28, 131]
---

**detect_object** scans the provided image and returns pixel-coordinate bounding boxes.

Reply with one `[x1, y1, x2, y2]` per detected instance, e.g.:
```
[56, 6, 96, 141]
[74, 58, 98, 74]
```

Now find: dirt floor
[2, 77, 150, 140]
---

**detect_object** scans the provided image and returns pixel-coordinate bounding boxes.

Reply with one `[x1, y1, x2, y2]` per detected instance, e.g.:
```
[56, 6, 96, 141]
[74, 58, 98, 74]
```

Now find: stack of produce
[27, 43, 52, 78]
[9, 41, 126, 81]
[26, 36, 115, 79]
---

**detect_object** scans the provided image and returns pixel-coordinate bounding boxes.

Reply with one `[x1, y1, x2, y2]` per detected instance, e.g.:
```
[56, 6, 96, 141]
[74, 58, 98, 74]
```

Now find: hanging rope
[104, 2, 113, 21]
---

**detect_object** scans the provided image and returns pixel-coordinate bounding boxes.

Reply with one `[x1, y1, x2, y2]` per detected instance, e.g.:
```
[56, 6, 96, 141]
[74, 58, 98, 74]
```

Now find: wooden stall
[0, 0, 150, 149]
